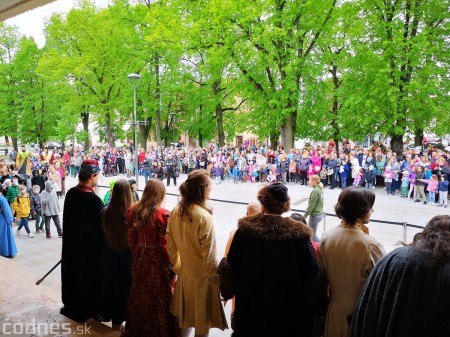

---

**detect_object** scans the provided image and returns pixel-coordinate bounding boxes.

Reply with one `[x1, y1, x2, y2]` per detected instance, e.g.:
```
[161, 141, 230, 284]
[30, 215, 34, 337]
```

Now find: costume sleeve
[366, 240, 385, 274]
[0, 197, 13, 224]
[198, 213, 219, 283]
[166, 216, 181, 275]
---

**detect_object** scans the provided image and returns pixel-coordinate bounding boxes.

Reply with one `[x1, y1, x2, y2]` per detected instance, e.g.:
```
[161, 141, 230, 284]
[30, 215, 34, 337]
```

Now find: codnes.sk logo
[1, 318, 92, 335]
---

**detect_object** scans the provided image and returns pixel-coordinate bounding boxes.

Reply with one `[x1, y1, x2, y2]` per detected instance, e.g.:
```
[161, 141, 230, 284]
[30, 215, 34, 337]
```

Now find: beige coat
[318, 224, 385, 337]
[167, 204, 227, 334]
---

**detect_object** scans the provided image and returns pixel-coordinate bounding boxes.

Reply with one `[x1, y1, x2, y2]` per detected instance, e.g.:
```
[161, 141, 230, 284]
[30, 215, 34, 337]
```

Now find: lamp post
[127, 73, 142, 190]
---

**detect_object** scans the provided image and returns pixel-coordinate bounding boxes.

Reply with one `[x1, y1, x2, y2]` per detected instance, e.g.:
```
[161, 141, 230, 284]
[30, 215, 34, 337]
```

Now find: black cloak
[60, 186, 105, 322]
[349, 246, 450, 337]
[225, 214, 320, 337]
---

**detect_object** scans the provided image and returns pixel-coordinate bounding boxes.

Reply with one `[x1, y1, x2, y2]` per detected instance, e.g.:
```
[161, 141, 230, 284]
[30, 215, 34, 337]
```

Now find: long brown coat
[318, 224, 385, 337]
[167, 204, 227, 334]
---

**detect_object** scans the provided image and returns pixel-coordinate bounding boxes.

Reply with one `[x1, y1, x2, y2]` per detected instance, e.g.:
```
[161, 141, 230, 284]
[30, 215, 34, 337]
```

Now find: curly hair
[410, 215, 450, 266]
[257, 184, 291, 214]
[334, 186, 375, 225]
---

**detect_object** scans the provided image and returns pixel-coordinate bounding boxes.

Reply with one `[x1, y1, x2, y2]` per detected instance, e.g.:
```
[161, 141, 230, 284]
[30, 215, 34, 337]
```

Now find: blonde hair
[310, 174, 324, 191]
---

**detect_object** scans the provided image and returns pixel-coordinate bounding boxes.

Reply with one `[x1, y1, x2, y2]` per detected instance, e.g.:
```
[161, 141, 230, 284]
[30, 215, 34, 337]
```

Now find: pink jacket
[426, 179, 438, 192]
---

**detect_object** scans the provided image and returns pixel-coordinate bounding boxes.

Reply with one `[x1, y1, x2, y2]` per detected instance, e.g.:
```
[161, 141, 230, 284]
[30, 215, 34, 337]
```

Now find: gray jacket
[40, 180, 60, 216]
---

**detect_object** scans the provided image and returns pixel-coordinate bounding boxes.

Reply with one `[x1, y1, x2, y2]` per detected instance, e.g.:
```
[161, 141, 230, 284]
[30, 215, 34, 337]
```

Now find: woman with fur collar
[222, 183, 321, 337]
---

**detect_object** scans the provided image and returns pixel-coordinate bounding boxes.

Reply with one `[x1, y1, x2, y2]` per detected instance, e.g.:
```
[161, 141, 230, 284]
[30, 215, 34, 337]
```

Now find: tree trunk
[12, 137, 18, 152]
[105, 112, 113, 147]
[280, 111, 296, 151]
[154, 56, 162, 146]
[81, 112, 90, 150]
[414, 128, 423, 147]
[270, 133, 278, 150]
[390, 134, 403, 155]
[216, 105, 225, 148]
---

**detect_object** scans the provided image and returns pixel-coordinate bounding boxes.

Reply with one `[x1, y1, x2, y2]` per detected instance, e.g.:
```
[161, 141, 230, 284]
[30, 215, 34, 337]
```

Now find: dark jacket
[349, 246, 450, 337]
[224, 214, 320, 337]
[364, 170, 376, 184]
[29, 193, 42, 214]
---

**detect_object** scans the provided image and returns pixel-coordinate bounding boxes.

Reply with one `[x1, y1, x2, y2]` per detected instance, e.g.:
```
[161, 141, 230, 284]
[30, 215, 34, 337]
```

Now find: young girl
[247, 160, 255, 183]
[421, 174, 438, 206]
[353, 169, 363, 187]
[383, 166, 395, 195]
[14, 185, 33, 238]
[401, 172, 410, 198]
[266, 169, 277, 183]
[408, 168, 416, 199]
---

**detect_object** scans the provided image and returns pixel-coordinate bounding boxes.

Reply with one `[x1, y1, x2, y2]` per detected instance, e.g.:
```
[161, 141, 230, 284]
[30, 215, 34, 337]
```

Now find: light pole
[127, 73, 142, 190]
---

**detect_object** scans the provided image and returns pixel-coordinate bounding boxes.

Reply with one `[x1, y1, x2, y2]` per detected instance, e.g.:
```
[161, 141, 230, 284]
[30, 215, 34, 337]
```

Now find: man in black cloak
[60, 160, 104, 322]
[349, 215, 450, 337]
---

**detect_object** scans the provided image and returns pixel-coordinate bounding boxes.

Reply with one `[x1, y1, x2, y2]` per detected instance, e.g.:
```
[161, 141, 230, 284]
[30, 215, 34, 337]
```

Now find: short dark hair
[334, 186, 375, 225]
[290, 212, 306, 224]
[258, 184, 290, 214]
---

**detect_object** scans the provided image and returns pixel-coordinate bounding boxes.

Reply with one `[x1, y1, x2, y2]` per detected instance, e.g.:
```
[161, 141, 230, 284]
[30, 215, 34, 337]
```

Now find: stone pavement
[1, 173, 447, 336]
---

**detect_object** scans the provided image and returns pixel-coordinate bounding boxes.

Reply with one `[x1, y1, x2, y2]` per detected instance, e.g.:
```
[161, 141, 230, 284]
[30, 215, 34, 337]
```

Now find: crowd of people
[1, 139, 450, 337]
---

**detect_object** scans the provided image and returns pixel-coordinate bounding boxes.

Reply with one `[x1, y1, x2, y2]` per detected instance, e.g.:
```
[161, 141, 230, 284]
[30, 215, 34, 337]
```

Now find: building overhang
[0, 0, 56, 21]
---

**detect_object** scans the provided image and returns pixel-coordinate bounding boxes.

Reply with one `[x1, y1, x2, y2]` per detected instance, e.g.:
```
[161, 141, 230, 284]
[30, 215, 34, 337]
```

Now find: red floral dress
[121, 207, 179, 337]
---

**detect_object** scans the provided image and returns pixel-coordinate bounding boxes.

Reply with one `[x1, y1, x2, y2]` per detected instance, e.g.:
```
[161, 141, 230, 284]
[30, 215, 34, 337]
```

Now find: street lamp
[127, 73, 142, 190]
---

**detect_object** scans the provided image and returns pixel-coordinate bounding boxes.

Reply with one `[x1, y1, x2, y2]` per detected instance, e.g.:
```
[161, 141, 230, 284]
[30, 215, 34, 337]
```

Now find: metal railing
[97, 184, 425, 243]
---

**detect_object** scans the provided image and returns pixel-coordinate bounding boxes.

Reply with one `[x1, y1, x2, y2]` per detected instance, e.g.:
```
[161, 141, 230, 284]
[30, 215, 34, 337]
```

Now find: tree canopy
[0, 0, 448, 150]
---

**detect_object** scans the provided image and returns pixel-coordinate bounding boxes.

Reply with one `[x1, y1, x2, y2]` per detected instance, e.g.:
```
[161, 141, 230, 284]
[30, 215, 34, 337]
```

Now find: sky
[5, 0, 110, 48]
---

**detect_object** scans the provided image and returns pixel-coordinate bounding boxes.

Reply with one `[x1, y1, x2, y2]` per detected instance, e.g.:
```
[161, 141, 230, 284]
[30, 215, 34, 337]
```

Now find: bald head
[246, 201, 262, 217]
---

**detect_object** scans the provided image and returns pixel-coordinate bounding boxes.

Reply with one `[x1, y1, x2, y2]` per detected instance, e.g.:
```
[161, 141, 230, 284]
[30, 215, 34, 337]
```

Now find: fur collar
[237, 214, 313, 241]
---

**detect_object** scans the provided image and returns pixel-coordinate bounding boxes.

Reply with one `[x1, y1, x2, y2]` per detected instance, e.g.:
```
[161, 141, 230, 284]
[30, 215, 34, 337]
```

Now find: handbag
[217, 256, 235, 300]
[175, 171, 180, 177]
[327, 168, 334, 175]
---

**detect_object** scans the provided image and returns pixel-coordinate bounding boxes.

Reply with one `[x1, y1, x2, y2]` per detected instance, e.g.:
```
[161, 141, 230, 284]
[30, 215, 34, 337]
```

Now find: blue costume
[0, 195, 17, 257]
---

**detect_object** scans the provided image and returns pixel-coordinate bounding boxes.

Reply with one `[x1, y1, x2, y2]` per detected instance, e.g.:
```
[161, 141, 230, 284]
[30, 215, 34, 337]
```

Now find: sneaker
[46, 233, 52, 239]
[437, 204, 443, 207]
[445, 205, 448, 208]
[28, 233, 34, 238]
[424, 201, 427, 205]
[414, 199, 420, 202]
[36, 230, 41, 234]
[58, 233, 63, 238]
[16, 229, 21, 235]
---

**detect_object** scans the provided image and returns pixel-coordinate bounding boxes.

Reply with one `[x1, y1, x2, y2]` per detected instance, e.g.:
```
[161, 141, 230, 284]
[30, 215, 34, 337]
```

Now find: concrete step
[0, 257, 119, 337]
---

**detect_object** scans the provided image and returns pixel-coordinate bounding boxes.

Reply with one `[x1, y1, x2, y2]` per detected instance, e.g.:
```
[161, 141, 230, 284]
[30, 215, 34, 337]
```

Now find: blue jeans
[308, 214, 323, 242]
[17, 217, 30, 234]
[143, 169, 152, 184]
[428, 191, 436, 204]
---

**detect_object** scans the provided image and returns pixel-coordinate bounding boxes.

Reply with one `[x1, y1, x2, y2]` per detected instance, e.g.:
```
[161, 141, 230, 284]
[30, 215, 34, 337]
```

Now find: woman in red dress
[121, 179, 179, 337]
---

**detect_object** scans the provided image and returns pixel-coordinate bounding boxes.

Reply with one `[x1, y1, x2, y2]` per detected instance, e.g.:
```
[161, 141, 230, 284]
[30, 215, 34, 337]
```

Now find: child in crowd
[40, 180, 63, 239]
[2, 179, 11, 198]
[353, 169, 363, 187]
[266, 169, 277, 183]
[364, 165, 376, 189]
[339, 160, 349, 189]
[408, 168, 416, 199]
[421, 174, 438, 206]
[30, 185, 45, 233]
[14, 185, 33, 238]
[128, 179, 140, 203]
[383, 166, 394, 195]
[6, 178, 19, 213]
[401, 171, 410, 198]
[438, 174, 449, 208]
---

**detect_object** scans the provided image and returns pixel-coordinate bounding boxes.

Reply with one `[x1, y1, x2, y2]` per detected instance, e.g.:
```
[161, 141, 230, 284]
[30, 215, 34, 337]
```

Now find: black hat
[267, 183, 289, 202]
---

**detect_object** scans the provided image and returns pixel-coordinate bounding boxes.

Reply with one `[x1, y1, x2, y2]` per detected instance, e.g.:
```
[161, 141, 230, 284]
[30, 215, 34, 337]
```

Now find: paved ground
[1, 173, 447, 336]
